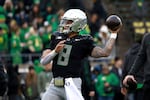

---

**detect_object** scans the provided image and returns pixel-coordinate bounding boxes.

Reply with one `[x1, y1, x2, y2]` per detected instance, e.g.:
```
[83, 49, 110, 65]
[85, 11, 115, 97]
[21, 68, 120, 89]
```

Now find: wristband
[40, 50, 57, 65]
[110, 33, 117, 39]
[50, 50, 58, 57]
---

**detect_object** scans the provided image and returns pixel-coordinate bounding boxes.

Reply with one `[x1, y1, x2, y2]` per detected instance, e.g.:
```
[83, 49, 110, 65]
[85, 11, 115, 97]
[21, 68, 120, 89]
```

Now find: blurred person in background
[33, 60, 44, 74]
[36, 14, 44, 29]
[0, 7, 6, 25]
[20, 21, 30, 63]
[0, 6, 9, 58]
[94, 25, 110, 46]
[98, 25, 110, 46]
[20, 22, 30, 46]
[27, 27, 43, 62]
[91, 64, 102, 82]
[51, 8, 65, 34]
[89, 13, 101, 37]
[121, 33, 144, 100]
[3, 0, 14, 24]
[91, 64, 102, 100]
[36, 15, 44, 29]
[23, 0, 32, 12]
[7, 64, 21, 100]
[10, 20, 22, 74]
[0, 0, 10, 79]
[9, 19, 18, 33]
[131, 0, 147, 20]
[91, 0, 107, 20]
[0, 26, 8, 56]
[39, 23, 51, 50]
[40, 0, 52, 13]
[111, 56, 124, 100]
[14, 1, 30, 26]
[29, 4, 40, 23]
[46, 14, 59, 33]
[37, 62, 53, 99]
[42, 3, 55, 21]
[0, 14, 9, 37]
[95, 62, 119, 100]
[56, 9, 65, 21]
[25, 66, 39, 100]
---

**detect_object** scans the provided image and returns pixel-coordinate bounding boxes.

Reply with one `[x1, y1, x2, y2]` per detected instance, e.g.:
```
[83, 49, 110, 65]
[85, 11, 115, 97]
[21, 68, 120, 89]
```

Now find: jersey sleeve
[49, 34, 56, 50]
[84, 36, 95, 56]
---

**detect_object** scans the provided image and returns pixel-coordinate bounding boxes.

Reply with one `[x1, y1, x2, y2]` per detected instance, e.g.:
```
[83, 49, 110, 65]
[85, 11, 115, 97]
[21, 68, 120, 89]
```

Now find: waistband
[52, 77, 81, 80]
[51, 77, 81, 84]
[53, 75, 80, 78]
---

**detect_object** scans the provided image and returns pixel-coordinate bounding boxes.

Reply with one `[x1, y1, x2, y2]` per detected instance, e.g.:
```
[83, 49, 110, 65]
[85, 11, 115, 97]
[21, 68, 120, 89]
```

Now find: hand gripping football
[106, 15, 122, 32]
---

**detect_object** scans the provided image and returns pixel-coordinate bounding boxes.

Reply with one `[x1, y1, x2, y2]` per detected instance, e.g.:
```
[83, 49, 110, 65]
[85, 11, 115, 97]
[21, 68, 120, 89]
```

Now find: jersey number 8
[57, 45, 72, 66]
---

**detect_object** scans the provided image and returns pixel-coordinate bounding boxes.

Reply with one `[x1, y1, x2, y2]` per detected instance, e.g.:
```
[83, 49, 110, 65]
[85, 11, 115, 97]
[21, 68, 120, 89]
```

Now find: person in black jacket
[123, 33, 150, 100]
[7, 64, 20, 100]
[122, 33, 144, 100]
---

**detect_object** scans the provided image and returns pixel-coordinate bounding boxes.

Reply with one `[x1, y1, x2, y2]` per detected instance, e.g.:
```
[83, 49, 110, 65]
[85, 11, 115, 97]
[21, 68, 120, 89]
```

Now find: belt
[51, 77, 80, 87]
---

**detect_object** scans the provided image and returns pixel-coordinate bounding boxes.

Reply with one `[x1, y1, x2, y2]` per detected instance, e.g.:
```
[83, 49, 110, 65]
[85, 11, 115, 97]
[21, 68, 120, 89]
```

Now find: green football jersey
[10, 34, 22, 65]
[27, 34, 43, 52]
[0, 32, 8, 51]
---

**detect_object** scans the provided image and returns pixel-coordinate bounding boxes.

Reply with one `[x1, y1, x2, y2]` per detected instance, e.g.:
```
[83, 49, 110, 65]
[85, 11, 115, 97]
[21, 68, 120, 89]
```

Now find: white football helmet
[59, 9, 87, 34]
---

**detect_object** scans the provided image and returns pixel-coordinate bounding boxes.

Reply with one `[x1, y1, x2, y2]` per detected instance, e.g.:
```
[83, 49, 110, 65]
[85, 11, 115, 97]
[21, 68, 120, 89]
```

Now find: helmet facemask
[59, 19, 73, 34]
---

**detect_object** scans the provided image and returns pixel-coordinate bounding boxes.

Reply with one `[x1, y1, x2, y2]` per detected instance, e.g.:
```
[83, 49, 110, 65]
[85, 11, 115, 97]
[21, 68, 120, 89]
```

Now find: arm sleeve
[128, 34, 147, 75]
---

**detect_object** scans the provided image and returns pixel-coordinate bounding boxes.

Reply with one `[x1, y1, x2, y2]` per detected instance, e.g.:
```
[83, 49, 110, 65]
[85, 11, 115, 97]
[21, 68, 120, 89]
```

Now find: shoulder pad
[51, 32, 62, 38]
[51, 31, 67, 40]
[80, 35, 93, 40]
[52, 31, 61, 36]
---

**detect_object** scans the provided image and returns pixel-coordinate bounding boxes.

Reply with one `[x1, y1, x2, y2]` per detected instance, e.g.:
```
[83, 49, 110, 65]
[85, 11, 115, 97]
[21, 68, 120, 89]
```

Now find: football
[126, 78, 137, 91]
[106, 15, 122, 31]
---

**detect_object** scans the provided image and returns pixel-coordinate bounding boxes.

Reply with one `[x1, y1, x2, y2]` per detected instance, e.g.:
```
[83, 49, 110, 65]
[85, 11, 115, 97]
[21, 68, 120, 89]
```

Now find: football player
[40, 9, 120, 100]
